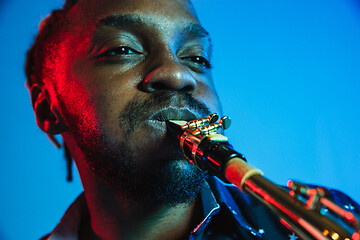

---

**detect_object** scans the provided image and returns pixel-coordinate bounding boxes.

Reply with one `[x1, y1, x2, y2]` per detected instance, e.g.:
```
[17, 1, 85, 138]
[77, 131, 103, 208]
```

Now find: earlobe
[30, 84, 67, 135]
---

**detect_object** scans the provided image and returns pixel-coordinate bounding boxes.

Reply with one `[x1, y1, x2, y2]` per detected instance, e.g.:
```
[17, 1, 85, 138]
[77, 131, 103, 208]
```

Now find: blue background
[0, 0, 359, 239]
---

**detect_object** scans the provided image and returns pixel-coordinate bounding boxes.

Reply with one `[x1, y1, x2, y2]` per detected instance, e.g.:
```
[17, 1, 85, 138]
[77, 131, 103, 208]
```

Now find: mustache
[119, 90, 211, 137]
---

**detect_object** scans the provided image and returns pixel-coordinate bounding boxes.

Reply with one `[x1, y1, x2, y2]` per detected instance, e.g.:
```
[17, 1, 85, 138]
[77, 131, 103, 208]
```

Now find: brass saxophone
[167, 113, 360, 240]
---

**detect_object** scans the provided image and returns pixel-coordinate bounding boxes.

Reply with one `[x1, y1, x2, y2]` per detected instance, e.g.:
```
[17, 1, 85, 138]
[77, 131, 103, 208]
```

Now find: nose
[140, 56, 197, 94]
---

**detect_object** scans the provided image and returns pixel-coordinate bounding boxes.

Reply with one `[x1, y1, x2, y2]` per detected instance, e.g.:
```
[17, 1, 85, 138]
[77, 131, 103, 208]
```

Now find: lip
[149, 108, 199, 123]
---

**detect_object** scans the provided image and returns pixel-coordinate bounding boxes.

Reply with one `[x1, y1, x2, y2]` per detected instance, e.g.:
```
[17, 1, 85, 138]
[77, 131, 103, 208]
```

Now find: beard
[65, 90, 212, 206]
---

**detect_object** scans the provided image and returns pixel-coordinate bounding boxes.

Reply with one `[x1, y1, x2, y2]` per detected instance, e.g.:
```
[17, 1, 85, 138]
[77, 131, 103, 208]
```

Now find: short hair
[25, 0, 79, 181]
[25, 0, 79, 88]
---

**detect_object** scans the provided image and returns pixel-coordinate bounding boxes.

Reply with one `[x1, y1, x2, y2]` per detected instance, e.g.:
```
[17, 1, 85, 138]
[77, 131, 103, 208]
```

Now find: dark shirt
[42, 176, 360, 239]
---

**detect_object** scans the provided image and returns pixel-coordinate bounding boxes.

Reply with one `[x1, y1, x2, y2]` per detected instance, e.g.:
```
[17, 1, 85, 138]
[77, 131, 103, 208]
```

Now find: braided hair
[25, 0, 79, 182]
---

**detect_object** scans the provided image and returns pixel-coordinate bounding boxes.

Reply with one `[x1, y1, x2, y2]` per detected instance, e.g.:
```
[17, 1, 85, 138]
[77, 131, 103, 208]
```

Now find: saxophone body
[167, 114, 360, 240]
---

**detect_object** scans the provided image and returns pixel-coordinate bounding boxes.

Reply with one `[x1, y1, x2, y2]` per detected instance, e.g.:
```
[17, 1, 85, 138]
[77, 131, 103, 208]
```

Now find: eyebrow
[97, 14, 145, 29]
[96, 14, 211, 40]
[182, 23, 210, 39]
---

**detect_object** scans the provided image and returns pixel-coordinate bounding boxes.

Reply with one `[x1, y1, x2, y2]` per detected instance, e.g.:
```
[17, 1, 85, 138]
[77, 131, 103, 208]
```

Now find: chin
[127, 125, 182, 163]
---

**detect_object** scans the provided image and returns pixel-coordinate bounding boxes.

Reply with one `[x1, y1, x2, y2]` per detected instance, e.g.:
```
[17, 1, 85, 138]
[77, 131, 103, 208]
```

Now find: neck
[80, 171, 201, 240]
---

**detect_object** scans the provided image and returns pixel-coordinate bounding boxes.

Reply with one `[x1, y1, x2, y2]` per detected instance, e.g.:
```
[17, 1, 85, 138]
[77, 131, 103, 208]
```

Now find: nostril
[181, 84, 195, 93]
[152, 82, 168, 91]
[141, 78, 196, 94]
[139, 80, 167, 93]
[140, 60, 197, 94]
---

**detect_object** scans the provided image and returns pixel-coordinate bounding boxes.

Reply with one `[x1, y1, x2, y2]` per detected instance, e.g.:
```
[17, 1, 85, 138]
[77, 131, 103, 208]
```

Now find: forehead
[67, 0, 199, 32]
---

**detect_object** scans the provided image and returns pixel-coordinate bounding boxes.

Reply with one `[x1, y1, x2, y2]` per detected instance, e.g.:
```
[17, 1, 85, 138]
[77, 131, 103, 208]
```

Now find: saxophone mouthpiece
[166, 120, 187, 137]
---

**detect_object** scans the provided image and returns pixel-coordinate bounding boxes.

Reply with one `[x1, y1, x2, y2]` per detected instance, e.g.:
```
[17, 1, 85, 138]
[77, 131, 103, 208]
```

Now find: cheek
[96, 88, 135, 136]
[45, 29, 102, 133]
[195, 78, 222, 115]
[56, 75, 101, 136]
[74, 69, 141, 138]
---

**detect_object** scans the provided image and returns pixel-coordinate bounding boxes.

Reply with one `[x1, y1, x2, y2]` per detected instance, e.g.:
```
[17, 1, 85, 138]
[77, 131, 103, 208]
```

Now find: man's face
[50, 0, 221, 203]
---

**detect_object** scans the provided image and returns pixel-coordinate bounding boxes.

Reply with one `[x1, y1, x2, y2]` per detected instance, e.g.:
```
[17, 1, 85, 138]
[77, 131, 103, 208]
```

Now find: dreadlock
[25, 0, 79, 182]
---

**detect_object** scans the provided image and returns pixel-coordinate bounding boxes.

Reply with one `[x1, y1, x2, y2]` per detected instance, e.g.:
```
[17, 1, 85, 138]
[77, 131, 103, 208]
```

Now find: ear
[30, 84, 67, 135]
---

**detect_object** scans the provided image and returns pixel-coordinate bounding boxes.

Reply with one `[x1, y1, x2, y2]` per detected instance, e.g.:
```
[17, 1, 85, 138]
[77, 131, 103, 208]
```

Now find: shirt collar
[46, 177, 260, 239]
[48, 193, 88, 240]
[191, 177, 262, 238]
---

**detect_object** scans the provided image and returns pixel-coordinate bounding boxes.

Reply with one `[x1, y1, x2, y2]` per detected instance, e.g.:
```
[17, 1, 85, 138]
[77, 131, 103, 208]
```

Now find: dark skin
[31, 0, 222, 239]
